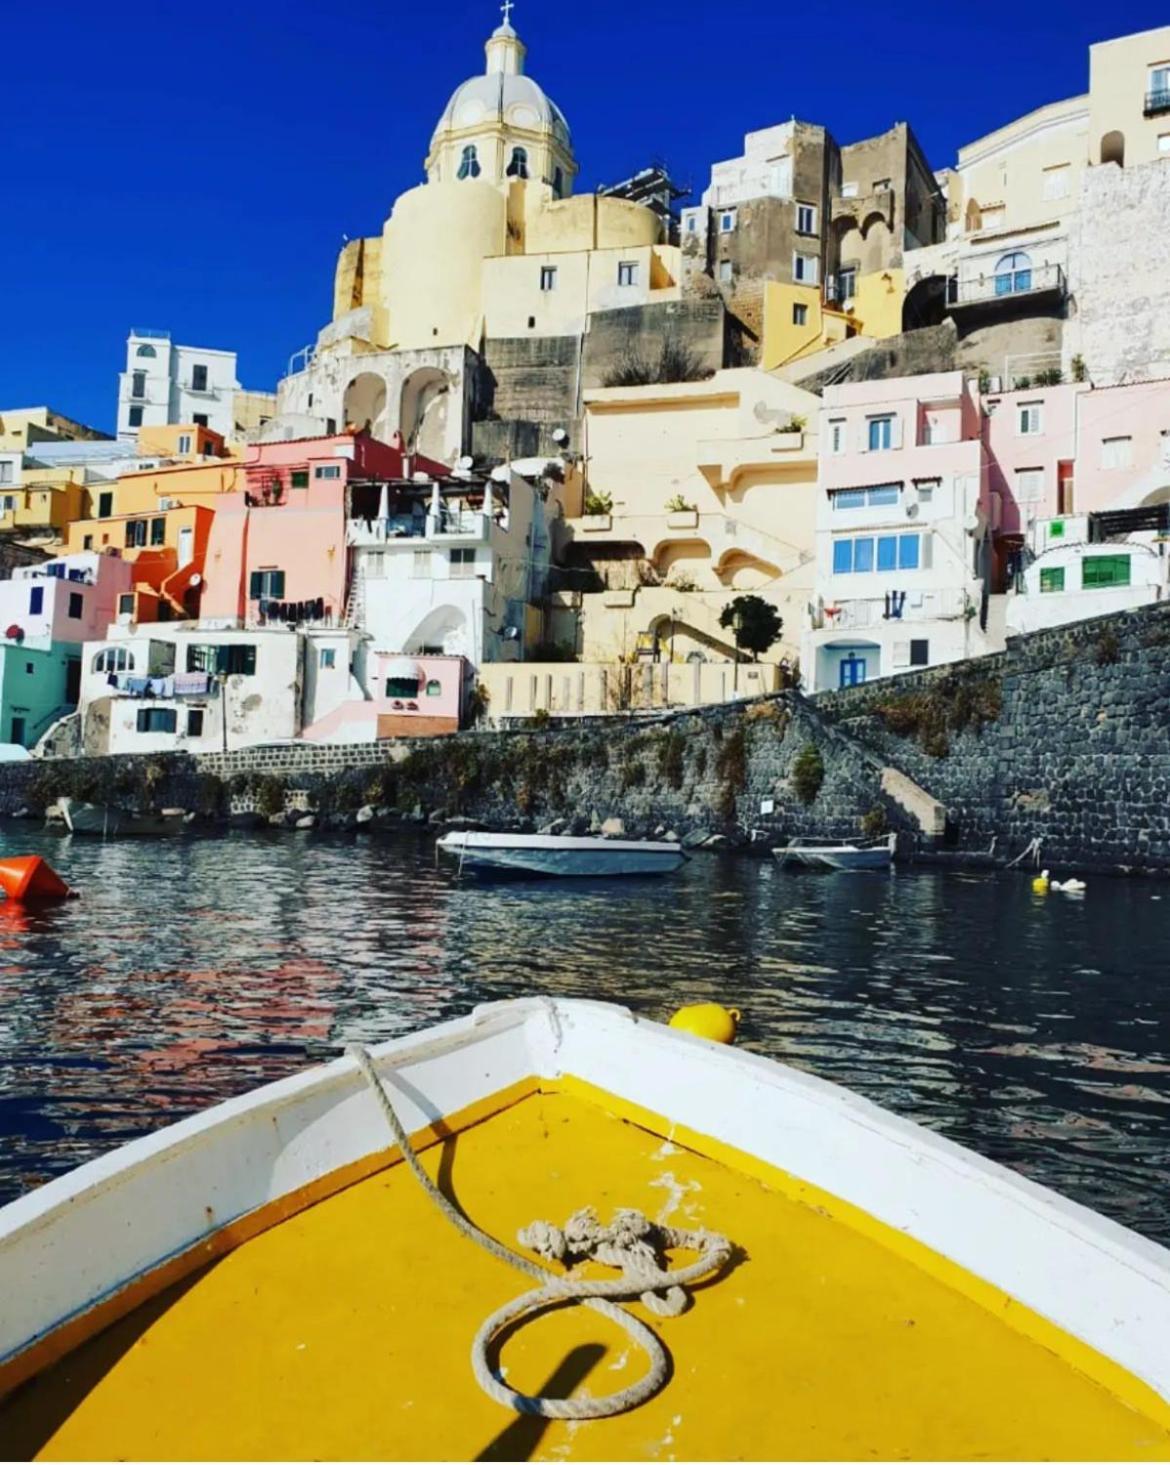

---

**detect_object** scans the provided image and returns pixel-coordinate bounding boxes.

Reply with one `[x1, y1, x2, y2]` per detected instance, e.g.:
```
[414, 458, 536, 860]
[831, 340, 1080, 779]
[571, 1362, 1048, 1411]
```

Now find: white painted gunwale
[1, 997, 1169, 1412]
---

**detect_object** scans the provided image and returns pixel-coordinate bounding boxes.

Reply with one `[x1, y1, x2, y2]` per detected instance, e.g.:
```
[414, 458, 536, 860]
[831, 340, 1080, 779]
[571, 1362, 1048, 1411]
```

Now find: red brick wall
[376, 714, 458, 740]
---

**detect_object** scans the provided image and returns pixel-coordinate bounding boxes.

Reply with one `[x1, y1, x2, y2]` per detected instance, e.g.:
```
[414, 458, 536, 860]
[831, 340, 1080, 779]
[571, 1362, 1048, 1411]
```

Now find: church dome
[426, 16, 576, 190]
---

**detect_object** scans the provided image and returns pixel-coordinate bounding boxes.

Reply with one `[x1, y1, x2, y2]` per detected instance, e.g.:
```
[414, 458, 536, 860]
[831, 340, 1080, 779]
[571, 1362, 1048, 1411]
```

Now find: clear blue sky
[5, 0, 1167, 434]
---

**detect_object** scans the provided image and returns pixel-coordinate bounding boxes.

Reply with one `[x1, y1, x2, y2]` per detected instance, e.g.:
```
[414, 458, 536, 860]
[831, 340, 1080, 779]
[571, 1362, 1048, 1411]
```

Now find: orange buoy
[0, 855, 72, 904]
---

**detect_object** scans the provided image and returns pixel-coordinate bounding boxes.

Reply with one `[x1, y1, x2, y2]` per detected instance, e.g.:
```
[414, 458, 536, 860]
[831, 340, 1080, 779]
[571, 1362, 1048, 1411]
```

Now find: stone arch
[400, 368, 453, 461]
[343, 372, 388, 437]
[902, 274, 949, 331]
[404, 604, 470, 657]
[1100, 130, 1125, 167]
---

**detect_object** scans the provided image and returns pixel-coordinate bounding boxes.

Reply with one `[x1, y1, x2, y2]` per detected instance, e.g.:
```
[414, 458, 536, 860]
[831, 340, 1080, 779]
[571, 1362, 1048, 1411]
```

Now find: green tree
[720, 595, 783, 660]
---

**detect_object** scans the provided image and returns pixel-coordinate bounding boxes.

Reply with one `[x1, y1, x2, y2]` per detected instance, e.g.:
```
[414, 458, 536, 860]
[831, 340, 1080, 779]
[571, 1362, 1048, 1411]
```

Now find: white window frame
[793, 303, 808, 326]
[617, 260, 638, 287]
[1015, 467, 1044, 503]
[795, 202, 818, 235]
[1017, 401, 1042, 436]
[314, 464, 342, 479]
[827, 418, 846, 455]
[450, 547, 476, 579]
[539, 265, 557, 291]
[1101, 435, 1133, 469]
[177, 433, 192, 454]
[412, 550, 430, 579]
[793, 252, 819, 285]
[1042, 165, 1070, 200]
[719, 210, 736, 233]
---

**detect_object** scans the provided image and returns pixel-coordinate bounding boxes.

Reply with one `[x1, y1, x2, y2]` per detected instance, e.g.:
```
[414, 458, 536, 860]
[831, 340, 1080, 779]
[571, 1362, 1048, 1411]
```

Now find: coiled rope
[348, 1043, 732, 1419]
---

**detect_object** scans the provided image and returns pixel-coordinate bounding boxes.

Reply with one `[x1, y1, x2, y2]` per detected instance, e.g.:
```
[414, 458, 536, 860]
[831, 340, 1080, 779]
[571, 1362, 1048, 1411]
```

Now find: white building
[78, 622, 365, 756]
[116, 330, 274, 443]
[347, 462, 552, 665]
[1006, 514, 1168, 635]
[802, 372, 1003, 691]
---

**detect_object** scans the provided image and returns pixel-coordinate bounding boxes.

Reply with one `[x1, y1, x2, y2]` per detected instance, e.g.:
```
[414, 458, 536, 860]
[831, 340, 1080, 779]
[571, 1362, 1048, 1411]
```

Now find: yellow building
[0, 407, 107, 452]
[0, 471, 88, 537]
[550, 368, 821, 667]
[1089, 25, 1170, 167]
[137, 424, 230, 460]
[760, 269, 906, 371]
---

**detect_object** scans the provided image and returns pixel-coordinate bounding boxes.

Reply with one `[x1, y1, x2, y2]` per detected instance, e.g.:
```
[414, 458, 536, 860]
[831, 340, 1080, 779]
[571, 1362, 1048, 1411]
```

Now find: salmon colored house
[201, 433, 445, 627]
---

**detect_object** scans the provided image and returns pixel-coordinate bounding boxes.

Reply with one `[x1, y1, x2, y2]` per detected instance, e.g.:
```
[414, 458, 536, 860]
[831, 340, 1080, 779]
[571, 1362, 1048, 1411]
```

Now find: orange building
[62, 504, 214, 622]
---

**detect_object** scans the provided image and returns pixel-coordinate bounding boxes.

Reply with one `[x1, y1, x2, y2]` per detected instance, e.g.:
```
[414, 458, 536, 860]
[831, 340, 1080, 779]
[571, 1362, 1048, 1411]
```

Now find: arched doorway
[400, 368, 453, 461]
[1100, 130, 1125, 167]
[405, 604, 470, 658]
[343, 373, 388, 437]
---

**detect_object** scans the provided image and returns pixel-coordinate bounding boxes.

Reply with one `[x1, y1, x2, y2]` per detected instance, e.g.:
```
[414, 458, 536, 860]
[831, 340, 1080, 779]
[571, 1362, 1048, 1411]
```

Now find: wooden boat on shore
[2, 997, 1170, 1461]
[437, 830, 685, 878]
[774, 832, 896, 871]
[58, 799, 186, 838]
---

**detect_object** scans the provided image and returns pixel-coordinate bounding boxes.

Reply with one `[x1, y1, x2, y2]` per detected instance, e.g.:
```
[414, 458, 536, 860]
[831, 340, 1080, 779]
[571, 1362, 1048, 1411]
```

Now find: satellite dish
[457, 454, 474, 469]
[552, 427, 569, 446]
[501, 625, 520, 640]
[905, 503, 920, 519]
[963, 512, 981, 535]
[189, 573, 202, 587]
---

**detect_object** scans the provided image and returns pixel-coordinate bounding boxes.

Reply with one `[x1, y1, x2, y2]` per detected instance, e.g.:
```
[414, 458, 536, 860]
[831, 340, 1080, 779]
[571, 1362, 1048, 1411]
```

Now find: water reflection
[0, 828, 1167, 1243]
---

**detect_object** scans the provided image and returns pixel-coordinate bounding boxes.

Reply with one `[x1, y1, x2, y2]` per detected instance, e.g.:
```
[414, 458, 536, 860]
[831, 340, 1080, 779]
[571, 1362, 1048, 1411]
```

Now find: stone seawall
[3, 603, 1169, 872]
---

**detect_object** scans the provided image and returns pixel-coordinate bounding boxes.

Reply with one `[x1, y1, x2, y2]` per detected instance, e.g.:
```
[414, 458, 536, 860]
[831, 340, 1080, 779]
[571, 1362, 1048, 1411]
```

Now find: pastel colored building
[63, 504, 213, 623]
[803, 371, 999, 690]
[347, 461, 551, 664]
[548, 368, 821, 667]
[202, 433, 442, 629]
[0, 552, 132, 747]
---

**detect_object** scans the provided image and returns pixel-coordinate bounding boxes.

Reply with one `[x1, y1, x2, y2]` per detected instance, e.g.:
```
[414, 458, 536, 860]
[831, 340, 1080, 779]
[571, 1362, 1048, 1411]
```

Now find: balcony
[811, 587, 971, 631]
[185, 380, 218, 398]
[948, 263, 1065, 313]
[346, 509, 497, 549]
[1144, 89, 1170, 117]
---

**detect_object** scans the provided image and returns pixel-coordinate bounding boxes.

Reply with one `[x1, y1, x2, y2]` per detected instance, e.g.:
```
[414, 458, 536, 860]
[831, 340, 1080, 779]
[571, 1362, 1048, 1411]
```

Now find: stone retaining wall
[4, 602, 1170, 872]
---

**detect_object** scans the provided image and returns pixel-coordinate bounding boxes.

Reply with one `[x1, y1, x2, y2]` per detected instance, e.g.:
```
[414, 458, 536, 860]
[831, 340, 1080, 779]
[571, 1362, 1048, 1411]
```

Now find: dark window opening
[909, 639, 929, 666]
[137, 707, 177, 733]
[191, 364, 209, 391]
[385, 676, 420, 698]
[68, 592, 83, 619]
[187, 709, 205, 737]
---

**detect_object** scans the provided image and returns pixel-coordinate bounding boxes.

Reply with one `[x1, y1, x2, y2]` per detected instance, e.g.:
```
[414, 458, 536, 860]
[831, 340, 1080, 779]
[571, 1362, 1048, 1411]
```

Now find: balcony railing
[1144, 89, 1170, 117]
[948, 263, 1065, 309]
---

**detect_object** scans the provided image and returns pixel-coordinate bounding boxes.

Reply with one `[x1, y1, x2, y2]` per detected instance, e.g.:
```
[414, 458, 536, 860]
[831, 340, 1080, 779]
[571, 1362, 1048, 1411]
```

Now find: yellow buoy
[669, 1003, 740, 1045]
[1032, 869, 1051, 894]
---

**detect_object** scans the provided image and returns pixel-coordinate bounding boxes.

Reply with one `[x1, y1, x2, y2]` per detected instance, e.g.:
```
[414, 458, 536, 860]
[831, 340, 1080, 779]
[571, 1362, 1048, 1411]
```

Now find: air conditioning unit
[158, 498, 175, 511]
[905, 502, 920, 519]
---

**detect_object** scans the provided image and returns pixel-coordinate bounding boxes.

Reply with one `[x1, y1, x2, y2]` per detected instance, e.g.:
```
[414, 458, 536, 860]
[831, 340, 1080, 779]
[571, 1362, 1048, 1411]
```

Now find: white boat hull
[437, 831, 685, 878]
[776, 835, 895, 871]
[2, 997, 1170, 1420]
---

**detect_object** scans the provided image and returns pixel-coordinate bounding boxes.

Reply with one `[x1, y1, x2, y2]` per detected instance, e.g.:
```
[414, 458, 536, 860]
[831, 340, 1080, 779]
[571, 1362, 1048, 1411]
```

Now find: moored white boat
[437, 829, 686, 878]
[774, 832, 896, 871]
[2, 997, 1170, 1460]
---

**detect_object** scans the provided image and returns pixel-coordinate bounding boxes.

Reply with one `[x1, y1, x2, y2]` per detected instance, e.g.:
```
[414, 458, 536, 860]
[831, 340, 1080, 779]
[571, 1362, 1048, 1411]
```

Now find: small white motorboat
[436, 830, 685, 878]
[774, 832, 896, 871]
[58, 798, 186, 838]
[2, 998, 1170, 1460]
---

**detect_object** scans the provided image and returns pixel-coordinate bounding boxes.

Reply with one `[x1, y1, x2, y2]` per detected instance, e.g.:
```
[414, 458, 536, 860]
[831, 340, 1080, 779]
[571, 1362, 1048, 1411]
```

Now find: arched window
[93, 646, 134, 673]
[135, 344, 157, 358]
[506, 146, 528, 180]
[552, 165, 564, 198]
[457, 144, 481, 180]
[994, 250, 1032, 297]
[425, 678, 443, 697]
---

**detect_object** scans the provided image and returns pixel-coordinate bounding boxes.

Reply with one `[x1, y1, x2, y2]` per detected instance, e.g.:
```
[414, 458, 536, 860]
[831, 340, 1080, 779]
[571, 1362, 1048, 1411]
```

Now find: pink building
[2, 552, 133, 647]
[201, 432, 447, 627]
[981, 383, 1082, 538]
[301, 653, 467, 741]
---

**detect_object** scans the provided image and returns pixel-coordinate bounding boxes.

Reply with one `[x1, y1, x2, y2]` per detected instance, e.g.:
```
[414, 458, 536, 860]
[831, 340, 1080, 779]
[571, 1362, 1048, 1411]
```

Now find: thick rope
[348, 1043, 732, 1420]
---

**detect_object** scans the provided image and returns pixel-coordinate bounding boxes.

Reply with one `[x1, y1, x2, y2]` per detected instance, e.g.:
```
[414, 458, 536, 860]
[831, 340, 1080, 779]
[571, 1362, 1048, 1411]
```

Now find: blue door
[839, 655, 867, 688]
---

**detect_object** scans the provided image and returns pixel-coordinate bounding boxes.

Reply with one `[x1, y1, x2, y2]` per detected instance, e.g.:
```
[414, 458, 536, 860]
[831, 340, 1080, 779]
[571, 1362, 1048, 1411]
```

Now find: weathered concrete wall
[1071, 160, 1170, 386]
[582, 299, 726, 389]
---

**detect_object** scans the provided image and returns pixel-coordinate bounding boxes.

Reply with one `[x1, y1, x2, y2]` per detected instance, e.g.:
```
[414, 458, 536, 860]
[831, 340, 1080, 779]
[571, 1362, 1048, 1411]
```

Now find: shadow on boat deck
[475, 1343, 607, 1462]
[1, 1266, 212, 1460]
